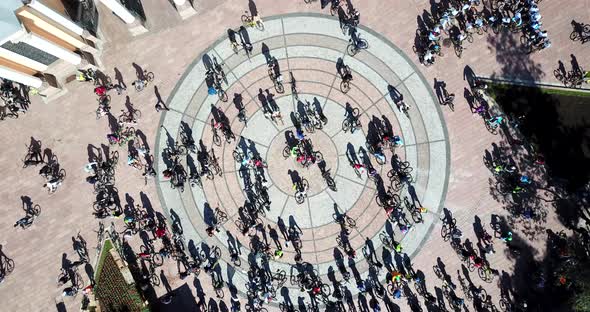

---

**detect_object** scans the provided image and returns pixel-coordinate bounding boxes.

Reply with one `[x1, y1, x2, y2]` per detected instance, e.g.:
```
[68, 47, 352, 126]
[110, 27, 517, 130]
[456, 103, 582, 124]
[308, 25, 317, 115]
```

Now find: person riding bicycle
[127, 153, 141, 167]
[14, 215, 34, 228]
[372, 144, 386, 163]
[94, 86, 107, 96]
[470, 254, 484, 268]
[206, 225, 219, 237]
[44, 177, 61, 193]
[390, 270, 403, 284]
[341, 68, 353, 82]
[274, 249, 283, 259]
[429, 27, 442, 41]
[488, 115, 503, 126]
[500, 231, 512, 243]
[494, 164, 516, 174]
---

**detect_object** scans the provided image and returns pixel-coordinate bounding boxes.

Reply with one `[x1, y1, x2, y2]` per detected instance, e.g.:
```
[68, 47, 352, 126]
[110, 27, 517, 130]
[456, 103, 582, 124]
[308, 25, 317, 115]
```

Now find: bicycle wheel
[499, 298, 511, 311]
[295, 192, 305, 204]
[485, 122, 498, 135]
[358, 38, 369, 50]
[150, 273, 160, 286]
[241, 15, 251, 24]
[314, 151, 323, 162]
[476, 287, 487, 302]
[301, 178, 309, 191]
[212, 132, 221, 146]
[4, 258, 15, 273]
[375, 194, 385, 207]
[432, 265, 444, 279]
[134, 81, 144, 92]
[441, 224, 450, 240]
[346, 44, 358, 56]
[342, 119, 351, 132]
[467, 33, 474, 43]
[58, 169, 66, 181]
[282, 146, 293, 158]
[146, 72, 155, 82]
[31, 204, 41, 217]
[276, 81, 285, 93]
[132, 109, 142, 120]
[447, 96, 455, 111]
[346, 217, 356, 228]
[375, 154, 386, 165]
[340, 80, 351, 93]
[255, 20, 265, 31]
[454, 44, 463, 58]
[218, 89, 228, 102]
[478, 267, 490, 282]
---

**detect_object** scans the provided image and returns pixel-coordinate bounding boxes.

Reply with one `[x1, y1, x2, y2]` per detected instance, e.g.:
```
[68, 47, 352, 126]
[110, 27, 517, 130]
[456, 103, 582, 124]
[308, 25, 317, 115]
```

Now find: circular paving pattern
[155, 13, 450, 303]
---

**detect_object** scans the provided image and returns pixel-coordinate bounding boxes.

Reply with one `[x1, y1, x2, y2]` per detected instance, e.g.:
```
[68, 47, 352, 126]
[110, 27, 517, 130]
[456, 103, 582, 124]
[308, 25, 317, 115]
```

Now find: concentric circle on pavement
[155, 13, 450, 302]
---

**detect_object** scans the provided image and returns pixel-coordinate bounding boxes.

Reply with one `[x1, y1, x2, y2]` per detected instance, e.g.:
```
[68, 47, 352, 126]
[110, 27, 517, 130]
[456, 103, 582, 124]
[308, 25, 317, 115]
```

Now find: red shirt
[94, 86, 106, 96]
[155, 227, 166, 238]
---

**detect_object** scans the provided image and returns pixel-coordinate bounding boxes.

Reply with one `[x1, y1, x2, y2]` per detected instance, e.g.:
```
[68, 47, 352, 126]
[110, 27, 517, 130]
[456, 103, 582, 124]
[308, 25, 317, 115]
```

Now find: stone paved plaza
[0, 0, 589, 311]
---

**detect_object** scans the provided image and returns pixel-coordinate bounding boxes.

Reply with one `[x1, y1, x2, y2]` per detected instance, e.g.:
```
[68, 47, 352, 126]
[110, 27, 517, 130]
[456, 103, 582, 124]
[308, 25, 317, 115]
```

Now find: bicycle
[132, 70, 154, 92]
[212, 56, 226, 84]
[441, 90, 455, 111]
[346, 34, 369, 56]
[441, 217, 461, 241]
[342, 107, 361, 133]
[404, 196, 425, 223]
[208, 71, 229, 102]
[570, 21, 590, 42]
[14, 206, 41, 229]
[138, 246, 164, 267]
[451, 36, 466, 58]
[339, 65, 353, 93]
[485, 117, 502, 135]
[333, 212, 356, 232]
[213, 207, 228, 224]
[46, 169, 66, 194]
[241, 12, 264, 30]
[478, 263, 495, 283]
[294, 179, 309, 204]
[268, 60, 285, 93]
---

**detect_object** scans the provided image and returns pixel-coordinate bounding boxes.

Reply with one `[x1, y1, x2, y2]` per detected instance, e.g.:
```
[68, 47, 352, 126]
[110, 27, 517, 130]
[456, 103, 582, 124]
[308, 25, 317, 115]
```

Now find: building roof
[0, 0, 25, 44]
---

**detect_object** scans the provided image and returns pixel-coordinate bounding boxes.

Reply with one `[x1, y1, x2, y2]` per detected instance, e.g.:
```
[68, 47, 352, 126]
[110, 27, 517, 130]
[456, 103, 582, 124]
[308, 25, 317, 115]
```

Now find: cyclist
[373, 146, 386, 163]
[127, 154, 140, 167]
[494, 164, 516, 175]
[206, 225, 219, 237]
[162, 169, 173, 180]
[429, 27, 442, 41]
[14, 215, 34, 228]
[94, 85, 107, 96]
[391, 270, 403, 284]
[273, 249, 283, 259]
[395, 98, 410, 112]
[470, 254, 484, 268]
[488, 115, 503, 127]
[44, 177, 61, 193]
[500, 231, 513, 243]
